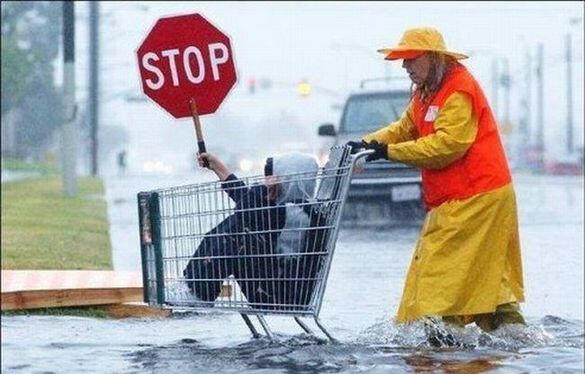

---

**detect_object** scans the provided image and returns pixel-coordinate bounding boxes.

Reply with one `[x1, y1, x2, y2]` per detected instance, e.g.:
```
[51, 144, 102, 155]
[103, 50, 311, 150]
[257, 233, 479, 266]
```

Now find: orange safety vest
[412, 63, 512, 209]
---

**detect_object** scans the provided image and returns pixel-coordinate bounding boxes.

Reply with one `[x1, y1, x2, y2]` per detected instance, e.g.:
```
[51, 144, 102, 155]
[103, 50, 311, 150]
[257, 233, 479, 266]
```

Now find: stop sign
[136, 13, 237, 118]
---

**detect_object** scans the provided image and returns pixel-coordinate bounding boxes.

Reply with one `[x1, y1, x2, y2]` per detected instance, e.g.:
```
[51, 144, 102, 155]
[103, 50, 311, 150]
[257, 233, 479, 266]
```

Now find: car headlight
[142, 160, 174, 174]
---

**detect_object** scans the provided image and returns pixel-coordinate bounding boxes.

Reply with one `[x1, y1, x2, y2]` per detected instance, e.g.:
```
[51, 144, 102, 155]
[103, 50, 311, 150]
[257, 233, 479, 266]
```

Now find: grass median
[1, 176, 112, 269]
[1, 157, 59, 174]
[1, 175, 113, 317]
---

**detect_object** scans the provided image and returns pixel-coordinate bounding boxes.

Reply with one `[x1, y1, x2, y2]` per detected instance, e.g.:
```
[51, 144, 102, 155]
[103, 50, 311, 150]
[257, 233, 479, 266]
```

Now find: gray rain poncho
[270, 153, 319, 255]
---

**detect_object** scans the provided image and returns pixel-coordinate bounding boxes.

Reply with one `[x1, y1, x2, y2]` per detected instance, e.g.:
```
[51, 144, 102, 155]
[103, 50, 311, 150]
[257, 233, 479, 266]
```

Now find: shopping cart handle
[351, 149, 375, 161]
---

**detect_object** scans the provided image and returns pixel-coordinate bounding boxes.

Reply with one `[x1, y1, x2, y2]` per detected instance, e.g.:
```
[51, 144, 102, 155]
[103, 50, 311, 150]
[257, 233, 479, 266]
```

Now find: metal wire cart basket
[138, 146, 371, 341]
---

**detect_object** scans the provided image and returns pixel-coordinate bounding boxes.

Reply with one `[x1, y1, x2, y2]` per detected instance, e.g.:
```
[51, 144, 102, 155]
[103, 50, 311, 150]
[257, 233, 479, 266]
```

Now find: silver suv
[318, 82, 424, 224]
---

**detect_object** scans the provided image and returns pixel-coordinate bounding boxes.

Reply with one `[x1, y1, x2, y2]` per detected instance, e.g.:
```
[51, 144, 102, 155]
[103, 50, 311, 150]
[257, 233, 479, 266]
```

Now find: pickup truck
[318, 82, 424, 225]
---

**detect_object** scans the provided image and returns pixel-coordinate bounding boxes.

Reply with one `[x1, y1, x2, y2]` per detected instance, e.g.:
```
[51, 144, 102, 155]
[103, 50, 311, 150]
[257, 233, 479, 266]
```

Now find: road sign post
[189, 98, 209, 167]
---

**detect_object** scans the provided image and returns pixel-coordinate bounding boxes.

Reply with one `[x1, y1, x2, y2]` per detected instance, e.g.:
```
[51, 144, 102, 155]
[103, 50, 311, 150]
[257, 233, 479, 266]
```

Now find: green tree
[1, 1, 34, 115]
[1, 1, 62, 159]
[1, 35, 32, 115]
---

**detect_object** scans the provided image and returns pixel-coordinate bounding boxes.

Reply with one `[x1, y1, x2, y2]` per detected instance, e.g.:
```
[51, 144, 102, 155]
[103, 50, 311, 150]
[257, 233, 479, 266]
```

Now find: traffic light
[297, 80, 311, 97]
[248, 77, 256, 94]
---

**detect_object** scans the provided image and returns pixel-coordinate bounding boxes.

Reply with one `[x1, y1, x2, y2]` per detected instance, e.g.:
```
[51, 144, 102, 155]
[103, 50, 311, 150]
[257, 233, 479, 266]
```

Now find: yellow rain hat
[378, 27, 468, 60]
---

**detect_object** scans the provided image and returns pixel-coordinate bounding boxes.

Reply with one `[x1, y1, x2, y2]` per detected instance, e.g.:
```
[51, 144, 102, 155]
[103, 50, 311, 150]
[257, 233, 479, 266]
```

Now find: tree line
[1, 1, 65, 162]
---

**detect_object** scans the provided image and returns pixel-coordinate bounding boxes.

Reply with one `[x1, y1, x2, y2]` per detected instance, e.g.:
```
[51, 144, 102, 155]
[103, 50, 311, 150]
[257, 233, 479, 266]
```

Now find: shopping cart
[137, 145, 372, 342]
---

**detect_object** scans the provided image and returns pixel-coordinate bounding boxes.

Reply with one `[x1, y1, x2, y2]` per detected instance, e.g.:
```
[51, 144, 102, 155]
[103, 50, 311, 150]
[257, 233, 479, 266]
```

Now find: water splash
[478, 323, 555, 351]
[165, 280, 195, 302]
[353, 313, 427, 347]
[353, 314, 582, 352]
[121, 313, 585, 373]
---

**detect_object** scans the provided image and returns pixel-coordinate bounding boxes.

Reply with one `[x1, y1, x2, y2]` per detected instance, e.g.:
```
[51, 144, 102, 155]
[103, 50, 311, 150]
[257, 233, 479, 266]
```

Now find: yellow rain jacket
[363, 92, 525, 322]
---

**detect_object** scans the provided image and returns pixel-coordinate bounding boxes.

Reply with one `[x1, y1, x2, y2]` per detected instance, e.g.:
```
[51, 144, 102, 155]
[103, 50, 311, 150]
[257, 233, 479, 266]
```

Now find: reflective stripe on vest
[412, 63, 512, 209]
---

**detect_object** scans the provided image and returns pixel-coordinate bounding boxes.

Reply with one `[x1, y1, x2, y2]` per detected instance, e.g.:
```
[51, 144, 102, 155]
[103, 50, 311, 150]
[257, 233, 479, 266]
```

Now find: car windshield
[340, 92, 411, 133]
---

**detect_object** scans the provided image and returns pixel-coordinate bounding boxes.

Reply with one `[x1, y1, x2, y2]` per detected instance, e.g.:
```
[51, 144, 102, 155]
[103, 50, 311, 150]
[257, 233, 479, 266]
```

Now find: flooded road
[2, 172, 583, 373]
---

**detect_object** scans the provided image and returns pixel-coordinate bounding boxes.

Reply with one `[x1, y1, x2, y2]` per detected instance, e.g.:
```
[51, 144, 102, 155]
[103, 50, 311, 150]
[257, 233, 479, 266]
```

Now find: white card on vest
[424, 106, 439, 122]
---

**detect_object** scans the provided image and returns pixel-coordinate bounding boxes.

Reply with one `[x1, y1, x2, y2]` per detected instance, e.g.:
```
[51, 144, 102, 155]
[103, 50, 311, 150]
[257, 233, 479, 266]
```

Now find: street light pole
[491, 58, 499, 121]
[62, 1, 77, 196]
[89, 1, 99, 175]
[565, 33, 573, 155]
[502, 57, 510, 126]
[518, 46, 532, 168]
[536, 43, 545, 171]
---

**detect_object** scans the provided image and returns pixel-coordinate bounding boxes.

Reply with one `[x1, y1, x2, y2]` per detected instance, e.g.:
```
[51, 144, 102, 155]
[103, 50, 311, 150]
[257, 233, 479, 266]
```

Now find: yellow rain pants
[396, 183, 524, 322]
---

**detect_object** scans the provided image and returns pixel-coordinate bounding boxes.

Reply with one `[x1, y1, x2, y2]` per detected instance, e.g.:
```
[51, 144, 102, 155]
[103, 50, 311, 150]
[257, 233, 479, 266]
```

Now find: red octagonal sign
[136, 13, 237, 118]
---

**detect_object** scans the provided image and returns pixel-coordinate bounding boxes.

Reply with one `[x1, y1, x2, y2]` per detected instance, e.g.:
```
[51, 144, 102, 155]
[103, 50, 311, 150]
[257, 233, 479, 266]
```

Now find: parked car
[318, 78, 424, 225]
[545, 150, 584, 176]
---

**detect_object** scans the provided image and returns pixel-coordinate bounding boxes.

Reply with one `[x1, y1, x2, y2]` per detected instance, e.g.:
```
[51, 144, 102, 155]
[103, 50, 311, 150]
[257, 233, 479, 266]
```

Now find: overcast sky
[65, 1, 584, 174]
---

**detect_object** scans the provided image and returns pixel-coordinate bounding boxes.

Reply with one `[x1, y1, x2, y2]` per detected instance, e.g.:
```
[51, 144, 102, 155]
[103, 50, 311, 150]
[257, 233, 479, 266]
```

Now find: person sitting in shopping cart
[183, 151, 329, 310]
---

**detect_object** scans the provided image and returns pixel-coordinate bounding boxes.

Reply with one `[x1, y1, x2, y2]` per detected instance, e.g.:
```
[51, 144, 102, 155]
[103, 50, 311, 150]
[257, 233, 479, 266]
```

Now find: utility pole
[518, 47, 532, 168]
[89, 1, 99, 175]
[502, 58, 510, 126]
[565, 33, 573, 155]
[491, 58, 499, 121]
[536, 43, 545, 171]
[62, 1, 77, 196]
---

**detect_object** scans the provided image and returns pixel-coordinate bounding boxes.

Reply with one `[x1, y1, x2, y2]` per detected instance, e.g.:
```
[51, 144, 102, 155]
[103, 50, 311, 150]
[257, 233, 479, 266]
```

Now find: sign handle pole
[189, 98, 209, 168]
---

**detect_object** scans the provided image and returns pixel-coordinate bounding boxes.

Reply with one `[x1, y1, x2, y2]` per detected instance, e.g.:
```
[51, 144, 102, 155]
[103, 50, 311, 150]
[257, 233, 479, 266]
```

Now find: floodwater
[2, 172, 583, 373]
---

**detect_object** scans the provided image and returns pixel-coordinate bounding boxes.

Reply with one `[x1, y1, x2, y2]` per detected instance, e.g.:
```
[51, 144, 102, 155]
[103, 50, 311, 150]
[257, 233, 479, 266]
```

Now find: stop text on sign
[141, 43, 229, 90]
[136, 13, 237, 117]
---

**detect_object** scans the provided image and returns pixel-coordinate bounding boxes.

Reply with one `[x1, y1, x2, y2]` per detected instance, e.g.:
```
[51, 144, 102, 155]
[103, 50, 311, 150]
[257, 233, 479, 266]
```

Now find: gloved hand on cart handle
[363, 140, 388, 162]
[346, 140, 388, 162]
[345, 140, 366, 154]
[197, 152, 232, 181]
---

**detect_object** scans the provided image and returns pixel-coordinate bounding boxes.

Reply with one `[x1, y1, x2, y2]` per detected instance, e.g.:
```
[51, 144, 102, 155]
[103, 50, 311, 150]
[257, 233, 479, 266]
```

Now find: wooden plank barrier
[1, 270, 143, 311]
